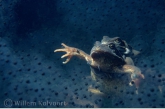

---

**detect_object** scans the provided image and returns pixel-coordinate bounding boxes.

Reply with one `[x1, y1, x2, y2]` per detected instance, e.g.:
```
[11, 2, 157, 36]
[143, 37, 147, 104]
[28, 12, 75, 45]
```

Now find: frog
[101, 36, 140, 65]
[54, 36, 144, 95]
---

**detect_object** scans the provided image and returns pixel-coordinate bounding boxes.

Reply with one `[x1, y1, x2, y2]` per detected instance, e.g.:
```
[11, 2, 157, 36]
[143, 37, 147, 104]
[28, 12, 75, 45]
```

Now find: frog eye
[108, 43, 115, 48]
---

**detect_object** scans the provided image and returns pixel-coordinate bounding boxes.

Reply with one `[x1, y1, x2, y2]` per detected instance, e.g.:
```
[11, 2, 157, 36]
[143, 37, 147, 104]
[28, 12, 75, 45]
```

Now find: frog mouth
[91, 50, 125, 73]
[91, 51, 121, 61]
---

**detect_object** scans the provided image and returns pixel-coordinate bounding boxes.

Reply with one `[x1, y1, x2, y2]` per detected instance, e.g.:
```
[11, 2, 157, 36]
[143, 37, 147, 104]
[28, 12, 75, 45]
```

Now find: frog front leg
[54, 43, 97, 66]
[122, 65, 145, 93]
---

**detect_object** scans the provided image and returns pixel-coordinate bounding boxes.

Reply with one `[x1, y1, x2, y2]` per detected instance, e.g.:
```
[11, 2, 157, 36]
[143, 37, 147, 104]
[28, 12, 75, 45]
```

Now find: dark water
[0, 0, 165, 108]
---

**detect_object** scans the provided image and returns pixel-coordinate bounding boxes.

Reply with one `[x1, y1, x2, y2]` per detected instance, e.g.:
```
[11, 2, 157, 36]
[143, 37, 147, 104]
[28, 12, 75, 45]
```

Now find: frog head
[90, 41, 126, 73]
[101, 36, 132, 56]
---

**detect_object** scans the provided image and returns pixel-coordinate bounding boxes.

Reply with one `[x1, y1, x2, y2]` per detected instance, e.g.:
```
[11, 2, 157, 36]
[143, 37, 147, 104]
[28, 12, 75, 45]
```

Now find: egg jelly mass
[0, 0, 165, 108]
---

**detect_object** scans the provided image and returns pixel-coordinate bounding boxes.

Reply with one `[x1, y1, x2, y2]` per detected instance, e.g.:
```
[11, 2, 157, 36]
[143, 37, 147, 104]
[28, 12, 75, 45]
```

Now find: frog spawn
[0, 37, 142, 108]
[1, 32, 165, 108]
[1, 0, 165, 108]
[0, 38, 102, 108]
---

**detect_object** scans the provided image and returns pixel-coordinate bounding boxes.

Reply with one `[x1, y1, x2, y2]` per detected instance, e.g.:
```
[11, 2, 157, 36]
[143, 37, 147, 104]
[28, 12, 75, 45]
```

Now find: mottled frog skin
[54, 36, 144, 94]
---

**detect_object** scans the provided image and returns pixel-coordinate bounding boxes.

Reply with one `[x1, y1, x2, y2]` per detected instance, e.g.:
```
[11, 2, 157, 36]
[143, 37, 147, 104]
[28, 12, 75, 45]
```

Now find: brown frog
[54, 36, 144, 94]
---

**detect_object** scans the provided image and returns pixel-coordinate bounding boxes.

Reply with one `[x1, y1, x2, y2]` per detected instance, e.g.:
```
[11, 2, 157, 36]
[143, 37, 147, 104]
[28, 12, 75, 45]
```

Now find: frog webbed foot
[54, 43, 79, 64]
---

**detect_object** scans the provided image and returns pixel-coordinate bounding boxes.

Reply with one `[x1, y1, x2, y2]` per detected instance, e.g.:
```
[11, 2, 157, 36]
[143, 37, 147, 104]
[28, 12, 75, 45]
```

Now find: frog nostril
[108, 43, 115, 48]
[114, 39, 120, 44]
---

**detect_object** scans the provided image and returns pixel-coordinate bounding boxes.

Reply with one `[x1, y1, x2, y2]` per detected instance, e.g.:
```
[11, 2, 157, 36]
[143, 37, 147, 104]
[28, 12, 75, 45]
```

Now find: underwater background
[0, 0, 165, 108]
